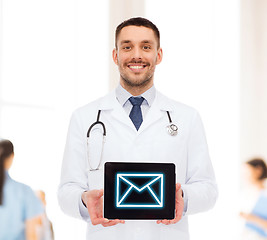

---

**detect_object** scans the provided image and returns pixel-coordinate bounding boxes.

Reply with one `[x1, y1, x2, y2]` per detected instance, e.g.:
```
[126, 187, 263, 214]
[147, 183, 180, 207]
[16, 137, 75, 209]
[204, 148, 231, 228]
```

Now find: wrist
[81, 191, 88, 208]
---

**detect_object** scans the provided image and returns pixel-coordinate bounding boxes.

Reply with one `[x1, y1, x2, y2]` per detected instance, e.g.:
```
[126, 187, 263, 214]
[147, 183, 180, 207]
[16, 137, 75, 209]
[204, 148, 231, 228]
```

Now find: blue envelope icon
[116, 173, 164, 208]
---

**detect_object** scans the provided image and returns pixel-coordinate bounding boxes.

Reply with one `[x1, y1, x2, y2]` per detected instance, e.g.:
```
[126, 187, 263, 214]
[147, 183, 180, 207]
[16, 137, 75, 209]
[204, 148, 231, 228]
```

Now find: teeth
[129, 66, 144, 69]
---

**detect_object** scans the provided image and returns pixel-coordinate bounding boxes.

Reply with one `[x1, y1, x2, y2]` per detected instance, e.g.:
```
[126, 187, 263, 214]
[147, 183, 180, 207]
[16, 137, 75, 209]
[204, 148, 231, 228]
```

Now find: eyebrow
[120, 40, 131, 45]
[141, 40, 153, 44]
[120, 40, 154, 45]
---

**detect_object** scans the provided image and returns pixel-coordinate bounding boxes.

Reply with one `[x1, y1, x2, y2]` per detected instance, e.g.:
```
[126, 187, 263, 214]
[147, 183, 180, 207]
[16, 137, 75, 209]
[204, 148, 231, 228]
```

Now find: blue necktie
[129, 97, 144, 130]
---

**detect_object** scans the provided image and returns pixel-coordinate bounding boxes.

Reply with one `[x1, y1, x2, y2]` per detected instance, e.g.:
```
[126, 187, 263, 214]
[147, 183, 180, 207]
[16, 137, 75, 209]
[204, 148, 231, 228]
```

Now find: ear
[156, 48, 163, 65]
[112, 48, 118, 65]
[4, 153, 14, 170]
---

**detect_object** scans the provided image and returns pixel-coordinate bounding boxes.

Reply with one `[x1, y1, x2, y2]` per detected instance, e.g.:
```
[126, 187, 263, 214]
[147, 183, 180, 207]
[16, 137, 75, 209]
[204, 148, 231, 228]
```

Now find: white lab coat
[58, 89, 218, 240]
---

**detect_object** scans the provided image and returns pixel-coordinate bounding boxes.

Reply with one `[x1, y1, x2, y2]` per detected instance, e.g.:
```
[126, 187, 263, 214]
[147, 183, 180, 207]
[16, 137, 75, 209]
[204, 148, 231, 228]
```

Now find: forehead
[117, 26, 157, 45]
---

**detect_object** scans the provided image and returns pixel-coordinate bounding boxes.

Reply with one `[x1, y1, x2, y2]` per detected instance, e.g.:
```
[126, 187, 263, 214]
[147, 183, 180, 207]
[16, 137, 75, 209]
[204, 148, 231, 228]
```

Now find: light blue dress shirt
[246, 190, 267, 237]
[115, 84, 156, 118]
[0, 172, 44, 240]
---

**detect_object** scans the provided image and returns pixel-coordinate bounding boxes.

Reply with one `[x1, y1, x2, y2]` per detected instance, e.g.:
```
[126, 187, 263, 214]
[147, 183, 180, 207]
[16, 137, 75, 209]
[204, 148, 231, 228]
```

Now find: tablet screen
[104, 162, 175, 220]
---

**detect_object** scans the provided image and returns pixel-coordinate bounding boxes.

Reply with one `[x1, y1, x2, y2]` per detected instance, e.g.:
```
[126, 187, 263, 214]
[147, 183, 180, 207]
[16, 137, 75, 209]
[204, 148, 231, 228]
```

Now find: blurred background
[0, 0, 266, 239]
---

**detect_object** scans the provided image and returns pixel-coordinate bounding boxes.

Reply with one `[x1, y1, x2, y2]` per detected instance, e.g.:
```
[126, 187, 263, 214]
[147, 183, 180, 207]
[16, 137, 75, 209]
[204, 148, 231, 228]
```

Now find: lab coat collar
[115, 84, 156, 108]
[4, 171, 10, 180]
[137, 91, 174, 134]
[98, 89, 174, 112]
[98, 89, 174, 133]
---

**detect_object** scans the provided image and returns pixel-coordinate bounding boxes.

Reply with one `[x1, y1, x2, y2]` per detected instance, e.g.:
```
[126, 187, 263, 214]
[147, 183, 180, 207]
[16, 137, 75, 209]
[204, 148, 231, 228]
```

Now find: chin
[126, 79, 151, 88]
[122, 75, 153, 88]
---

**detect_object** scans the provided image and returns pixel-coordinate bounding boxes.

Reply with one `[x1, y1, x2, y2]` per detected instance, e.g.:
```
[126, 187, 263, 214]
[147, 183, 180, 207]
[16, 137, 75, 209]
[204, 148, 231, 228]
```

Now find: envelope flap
[119, 174, 162, 191]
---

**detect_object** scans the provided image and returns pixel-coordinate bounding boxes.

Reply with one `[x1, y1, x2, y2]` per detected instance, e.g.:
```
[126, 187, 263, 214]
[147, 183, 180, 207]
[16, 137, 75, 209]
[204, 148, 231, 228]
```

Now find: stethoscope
[87, 110, 178, 171]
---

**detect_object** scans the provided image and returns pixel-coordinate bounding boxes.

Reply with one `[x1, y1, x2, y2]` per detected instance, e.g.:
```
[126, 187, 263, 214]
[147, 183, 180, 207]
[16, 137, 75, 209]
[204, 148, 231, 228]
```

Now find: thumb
[97, 189, 104, 198]
[176, 183, 181, 191]
[89, 189, 104, 199]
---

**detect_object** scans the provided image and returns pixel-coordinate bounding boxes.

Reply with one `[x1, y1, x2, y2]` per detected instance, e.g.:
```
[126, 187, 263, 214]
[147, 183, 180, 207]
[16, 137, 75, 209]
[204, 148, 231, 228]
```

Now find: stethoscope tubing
[86, 110, 177, 171]
[87, 110, 106, 138]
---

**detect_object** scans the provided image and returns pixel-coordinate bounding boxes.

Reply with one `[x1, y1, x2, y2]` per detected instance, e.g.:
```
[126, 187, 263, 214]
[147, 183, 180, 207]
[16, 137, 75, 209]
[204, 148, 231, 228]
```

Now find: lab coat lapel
[99, 90, 135, 131]
[138, 91, 174, 135]
[98, 90, 174, 134]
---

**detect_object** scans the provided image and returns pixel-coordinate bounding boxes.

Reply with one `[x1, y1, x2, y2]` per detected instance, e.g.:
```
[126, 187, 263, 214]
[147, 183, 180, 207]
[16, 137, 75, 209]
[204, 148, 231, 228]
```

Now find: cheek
[151, 53, 160, 64]
[117, 56, 129, 67]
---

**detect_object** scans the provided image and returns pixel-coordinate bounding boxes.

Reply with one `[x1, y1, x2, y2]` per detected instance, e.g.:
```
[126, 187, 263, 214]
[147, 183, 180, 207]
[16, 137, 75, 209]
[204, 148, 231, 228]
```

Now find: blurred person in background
[35, 190, 54, 240]
[0, 139, 44, 240]
[240, 158, 267, 239]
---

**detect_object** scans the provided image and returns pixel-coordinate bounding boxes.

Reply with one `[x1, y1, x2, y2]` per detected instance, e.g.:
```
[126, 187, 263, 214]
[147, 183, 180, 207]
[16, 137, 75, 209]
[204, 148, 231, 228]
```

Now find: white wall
[0, 0, 3, 132]
[240, 0, 267, 162]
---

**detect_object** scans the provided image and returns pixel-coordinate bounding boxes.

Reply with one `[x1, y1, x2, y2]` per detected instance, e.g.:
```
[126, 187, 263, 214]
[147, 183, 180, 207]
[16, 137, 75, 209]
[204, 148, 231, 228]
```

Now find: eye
[143, 45, 151, 50]
[123, 46, 131, 50]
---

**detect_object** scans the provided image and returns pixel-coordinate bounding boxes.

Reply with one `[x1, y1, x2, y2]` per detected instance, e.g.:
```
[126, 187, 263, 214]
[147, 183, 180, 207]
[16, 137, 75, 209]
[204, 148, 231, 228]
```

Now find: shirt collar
[5, 171, 10, 180]
[115, 84, 156, 107]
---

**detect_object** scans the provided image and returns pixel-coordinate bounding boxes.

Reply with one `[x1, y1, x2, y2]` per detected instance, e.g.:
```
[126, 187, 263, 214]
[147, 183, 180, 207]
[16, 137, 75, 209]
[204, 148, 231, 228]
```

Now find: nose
[131, 47, 142, 60]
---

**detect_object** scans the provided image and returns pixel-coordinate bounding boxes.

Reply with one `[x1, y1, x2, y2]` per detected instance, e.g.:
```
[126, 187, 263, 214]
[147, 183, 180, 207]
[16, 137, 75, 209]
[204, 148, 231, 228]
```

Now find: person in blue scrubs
[0, 139, 44, 240]
[240, 158, 267, 239]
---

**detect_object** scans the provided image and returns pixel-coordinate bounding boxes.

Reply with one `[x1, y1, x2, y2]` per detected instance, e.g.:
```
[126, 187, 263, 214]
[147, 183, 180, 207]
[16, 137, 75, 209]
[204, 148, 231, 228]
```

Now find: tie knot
[129, 97, 144, 106]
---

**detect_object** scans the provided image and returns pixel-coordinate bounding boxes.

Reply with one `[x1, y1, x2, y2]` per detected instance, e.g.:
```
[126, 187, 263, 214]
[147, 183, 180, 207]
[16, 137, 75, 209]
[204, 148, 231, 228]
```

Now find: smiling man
[58, 17, 218, 240]
[113, 23, 162, 95]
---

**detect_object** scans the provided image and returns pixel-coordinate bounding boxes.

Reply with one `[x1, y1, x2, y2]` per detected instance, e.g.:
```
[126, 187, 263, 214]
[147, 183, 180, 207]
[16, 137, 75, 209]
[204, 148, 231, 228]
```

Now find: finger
[98, 189, 104, 198]
[112, 219, 125, 224]
[94, 189, 104, 199]
[175, 184, 182, 204]
[156, 220, 165, 224]
[101, 219, 125, 227]
[102, 221, 118, 227]
[176, 183, 181, 191]
[158, 184, 184, 226]
[169, 216, 181, 224]
[91, 217, 109, 226]
[159, 219, 170, 225]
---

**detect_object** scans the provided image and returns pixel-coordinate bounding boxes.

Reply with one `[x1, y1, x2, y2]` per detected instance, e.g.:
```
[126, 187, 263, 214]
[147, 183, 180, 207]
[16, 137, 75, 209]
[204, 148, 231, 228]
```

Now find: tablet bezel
[104, 162, 175, 220]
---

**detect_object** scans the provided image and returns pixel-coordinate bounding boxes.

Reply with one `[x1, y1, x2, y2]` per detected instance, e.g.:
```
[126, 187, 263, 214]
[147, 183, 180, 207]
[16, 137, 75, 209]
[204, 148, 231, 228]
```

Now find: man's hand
[157, 183, 184, 225]
[82, 189, 125, 227]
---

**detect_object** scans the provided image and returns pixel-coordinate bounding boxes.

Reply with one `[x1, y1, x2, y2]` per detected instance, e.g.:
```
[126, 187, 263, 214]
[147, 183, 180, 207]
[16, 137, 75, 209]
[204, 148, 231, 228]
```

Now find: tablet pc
[104, 162, 175, 220]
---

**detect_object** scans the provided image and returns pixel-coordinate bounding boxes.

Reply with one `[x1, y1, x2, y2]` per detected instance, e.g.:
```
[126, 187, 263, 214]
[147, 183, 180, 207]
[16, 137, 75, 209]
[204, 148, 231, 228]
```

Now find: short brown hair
[115, 17, 160, 49]
[246, 158, 267, 180]
[0, 139, 14, 205]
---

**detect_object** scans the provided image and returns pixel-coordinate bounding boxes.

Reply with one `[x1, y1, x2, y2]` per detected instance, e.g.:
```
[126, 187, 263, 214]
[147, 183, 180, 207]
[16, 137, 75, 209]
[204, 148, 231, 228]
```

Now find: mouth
[127, 63, 147, 72]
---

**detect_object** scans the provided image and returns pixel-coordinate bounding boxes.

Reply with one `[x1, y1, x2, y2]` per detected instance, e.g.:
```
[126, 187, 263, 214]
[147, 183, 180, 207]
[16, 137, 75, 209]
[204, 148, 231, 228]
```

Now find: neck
[120, 80, 153, 96]
[253, 180, 265, 190]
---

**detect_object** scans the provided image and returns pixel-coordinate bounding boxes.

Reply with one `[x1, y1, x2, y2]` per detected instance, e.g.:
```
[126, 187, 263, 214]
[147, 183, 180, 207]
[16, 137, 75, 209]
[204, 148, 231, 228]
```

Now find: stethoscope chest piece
[166, 111, 178, 136]
[166, 124, 178, 136]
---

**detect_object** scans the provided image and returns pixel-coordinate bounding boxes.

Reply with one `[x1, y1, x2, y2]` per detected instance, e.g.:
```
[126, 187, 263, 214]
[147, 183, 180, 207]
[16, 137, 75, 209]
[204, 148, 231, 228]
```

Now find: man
[58, 17, 218, 240]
